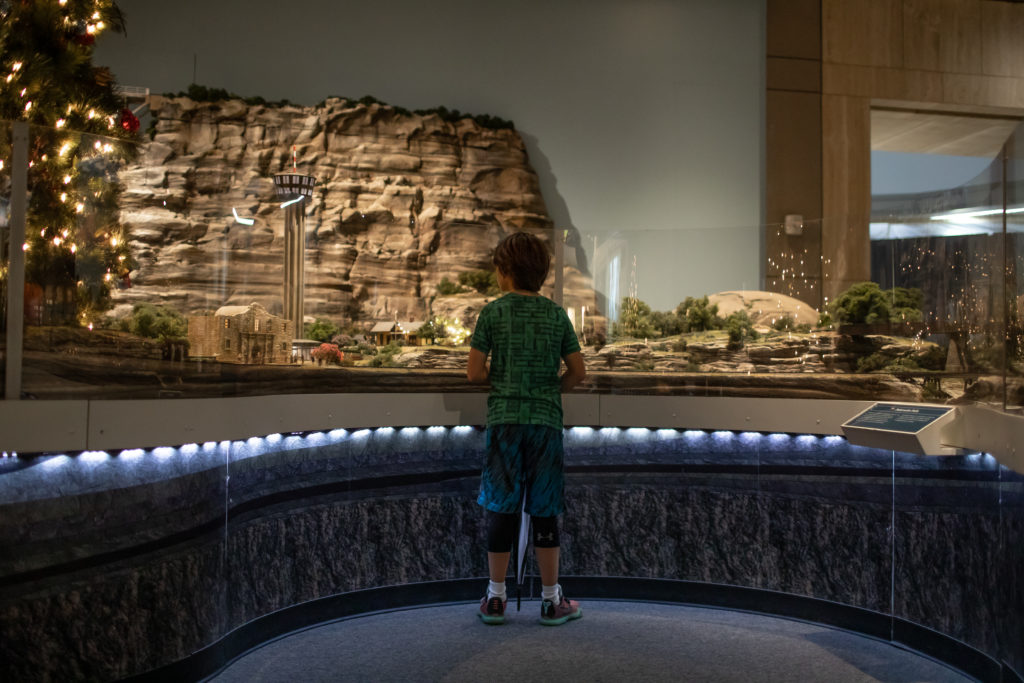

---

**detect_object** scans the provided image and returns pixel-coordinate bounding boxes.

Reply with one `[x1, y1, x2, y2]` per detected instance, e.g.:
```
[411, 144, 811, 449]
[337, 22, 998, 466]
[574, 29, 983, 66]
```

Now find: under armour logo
[536, 532, 554, 542]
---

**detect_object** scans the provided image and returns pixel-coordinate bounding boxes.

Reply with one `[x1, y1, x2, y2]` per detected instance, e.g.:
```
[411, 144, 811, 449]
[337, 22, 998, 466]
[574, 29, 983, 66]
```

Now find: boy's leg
[532, 516, 560, 587]
[486, 510, 517, 584]
[479, 510, 517, 624]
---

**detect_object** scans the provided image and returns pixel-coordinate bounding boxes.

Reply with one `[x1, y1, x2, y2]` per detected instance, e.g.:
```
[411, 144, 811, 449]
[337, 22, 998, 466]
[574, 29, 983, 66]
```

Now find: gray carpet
[208, 601, 971, 682]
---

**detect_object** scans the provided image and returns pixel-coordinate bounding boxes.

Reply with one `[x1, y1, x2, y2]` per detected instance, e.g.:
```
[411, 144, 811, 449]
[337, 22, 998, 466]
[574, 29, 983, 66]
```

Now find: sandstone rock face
[708, 290, 819, 329]
[114, 97, 593, 327]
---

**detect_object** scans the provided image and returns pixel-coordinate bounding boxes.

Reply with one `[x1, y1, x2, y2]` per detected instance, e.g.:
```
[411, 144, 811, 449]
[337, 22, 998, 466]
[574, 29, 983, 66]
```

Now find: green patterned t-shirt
[470, 293, 581, 430]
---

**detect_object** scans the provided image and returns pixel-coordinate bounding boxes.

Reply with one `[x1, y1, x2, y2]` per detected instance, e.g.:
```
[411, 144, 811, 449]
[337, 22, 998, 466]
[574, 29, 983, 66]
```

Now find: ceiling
[871, 108, 1021, 158]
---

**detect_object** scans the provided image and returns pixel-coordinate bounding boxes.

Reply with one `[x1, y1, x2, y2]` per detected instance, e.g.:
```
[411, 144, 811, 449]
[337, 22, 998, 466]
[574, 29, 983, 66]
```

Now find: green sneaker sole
[478, 613, 505, 625]
[539, 606, 582, 626]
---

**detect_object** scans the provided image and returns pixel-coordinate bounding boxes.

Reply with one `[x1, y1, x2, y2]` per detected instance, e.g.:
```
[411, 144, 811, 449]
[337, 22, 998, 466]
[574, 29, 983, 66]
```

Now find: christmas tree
[1, 0, 138, 326]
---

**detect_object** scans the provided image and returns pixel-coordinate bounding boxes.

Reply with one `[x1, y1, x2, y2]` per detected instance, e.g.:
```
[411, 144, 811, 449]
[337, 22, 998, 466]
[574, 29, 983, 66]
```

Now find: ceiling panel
[871, 108, 1020, 157]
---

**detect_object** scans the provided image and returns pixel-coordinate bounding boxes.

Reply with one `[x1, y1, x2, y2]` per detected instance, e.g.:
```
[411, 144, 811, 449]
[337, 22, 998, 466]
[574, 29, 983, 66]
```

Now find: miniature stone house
[188, 303, 294, 364]
[370, 321, 427, 346]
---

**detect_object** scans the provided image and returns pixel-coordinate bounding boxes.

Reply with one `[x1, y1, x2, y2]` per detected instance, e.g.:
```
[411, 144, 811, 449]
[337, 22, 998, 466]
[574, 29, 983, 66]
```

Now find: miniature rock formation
[112, 96, 596, 328]
[708, 290, 819, 330]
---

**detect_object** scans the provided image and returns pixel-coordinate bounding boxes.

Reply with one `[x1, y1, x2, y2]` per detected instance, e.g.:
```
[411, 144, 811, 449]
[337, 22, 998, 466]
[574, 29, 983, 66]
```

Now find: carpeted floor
[208, 600, 971, 682]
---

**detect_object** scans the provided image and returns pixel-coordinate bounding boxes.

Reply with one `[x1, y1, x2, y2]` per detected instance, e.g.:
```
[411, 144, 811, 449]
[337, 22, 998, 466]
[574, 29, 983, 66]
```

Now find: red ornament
[119, 108, 140, 133]
[74, 33, 95, 46]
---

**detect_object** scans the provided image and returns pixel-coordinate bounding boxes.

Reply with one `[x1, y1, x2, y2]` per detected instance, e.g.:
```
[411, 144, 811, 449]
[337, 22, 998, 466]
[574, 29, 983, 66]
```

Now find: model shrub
[458, 270, 499, 296]
[650, 310, 685, 337]
[676, 296, 723, 333]
[331, 333, 355, 348]
[772, 316, 795, 331]
[305, 318, 340, 342]
[416, 320, 439, 343]
[436, 277, 468, 296]
[829, 282, 924, 326]
[370, 341, 404, 367]
[615, 297, 657, 339]
[311, 343, 343, 365]
[724, 310, 758, 349]
[122, 304, 187, 341]
[890, 287, 924, 323]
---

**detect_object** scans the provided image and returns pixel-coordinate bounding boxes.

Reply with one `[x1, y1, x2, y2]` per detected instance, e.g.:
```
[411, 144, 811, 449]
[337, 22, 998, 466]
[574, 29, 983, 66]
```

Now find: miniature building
[370, 321, 427, 346]
[188, 303, 294, 364]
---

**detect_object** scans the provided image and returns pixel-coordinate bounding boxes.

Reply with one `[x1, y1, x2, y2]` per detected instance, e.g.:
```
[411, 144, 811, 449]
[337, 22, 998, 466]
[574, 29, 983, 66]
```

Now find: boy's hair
[492, 231, 550, 292]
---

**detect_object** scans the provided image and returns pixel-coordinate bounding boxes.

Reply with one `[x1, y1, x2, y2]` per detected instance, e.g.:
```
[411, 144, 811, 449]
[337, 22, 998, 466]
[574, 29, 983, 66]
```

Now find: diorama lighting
[232, 207, 255, 225]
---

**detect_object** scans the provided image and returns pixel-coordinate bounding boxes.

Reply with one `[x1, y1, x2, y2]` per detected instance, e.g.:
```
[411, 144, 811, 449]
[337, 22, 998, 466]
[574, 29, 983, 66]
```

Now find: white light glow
[232, 207, 255, 225]
[280, 197, 304, 209]
[931, 206, 1024, 220]
[80, 450, 110, 464]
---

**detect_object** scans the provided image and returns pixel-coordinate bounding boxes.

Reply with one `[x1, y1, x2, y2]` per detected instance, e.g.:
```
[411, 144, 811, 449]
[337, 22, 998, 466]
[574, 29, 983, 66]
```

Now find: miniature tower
[273, 149, 316, 341]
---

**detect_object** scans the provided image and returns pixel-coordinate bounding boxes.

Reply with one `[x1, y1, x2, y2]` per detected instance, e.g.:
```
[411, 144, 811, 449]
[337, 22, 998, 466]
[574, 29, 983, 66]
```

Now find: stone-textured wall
[1, 429, 1020, 680]
[114, 97, 596, 326]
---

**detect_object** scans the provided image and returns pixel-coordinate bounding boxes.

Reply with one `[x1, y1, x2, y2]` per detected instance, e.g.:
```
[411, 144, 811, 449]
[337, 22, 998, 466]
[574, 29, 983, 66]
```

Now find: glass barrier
[1, 119, 9, 398]
[2, 105, 1022, 410]
[1007, 123, 1024, 412]
[871, 119, 1024, 412]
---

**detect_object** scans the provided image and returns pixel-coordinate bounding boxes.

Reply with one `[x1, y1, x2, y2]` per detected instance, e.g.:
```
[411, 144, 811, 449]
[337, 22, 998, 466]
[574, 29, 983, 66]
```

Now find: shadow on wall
[520, 131, 590, 277]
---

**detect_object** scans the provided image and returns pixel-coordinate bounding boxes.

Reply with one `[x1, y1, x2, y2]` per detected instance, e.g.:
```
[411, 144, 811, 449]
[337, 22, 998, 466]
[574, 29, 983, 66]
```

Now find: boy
[466, 231, 587, 626]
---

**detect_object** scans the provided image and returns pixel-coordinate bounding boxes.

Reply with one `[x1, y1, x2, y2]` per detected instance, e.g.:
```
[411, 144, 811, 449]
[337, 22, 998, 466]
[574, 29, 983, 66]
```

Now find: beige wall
[766, 0, 1024, 308]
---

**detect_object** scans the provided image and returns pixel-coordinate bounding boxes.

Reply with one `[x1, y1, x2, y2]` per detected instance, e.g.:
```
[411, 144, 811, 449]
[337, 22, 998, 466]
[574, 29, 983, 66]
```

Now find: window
[223, 318, 229, 329]
[224, 339, 231, 350]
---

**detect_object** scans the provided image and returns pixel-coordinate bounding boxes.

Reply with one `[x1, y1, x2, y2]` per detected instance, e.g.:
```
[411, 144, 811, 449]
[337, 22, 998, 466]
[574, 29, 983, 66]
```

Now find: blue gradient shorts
[478, 424, 565, 517]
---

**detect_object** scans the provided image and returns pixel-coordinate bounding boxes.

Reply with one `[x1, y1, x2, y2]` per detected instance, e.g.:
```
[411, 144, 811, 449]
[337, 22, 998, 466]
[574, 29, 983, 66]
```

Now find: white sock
[542, 583, 560, 602]
[487, 580, 506, 601]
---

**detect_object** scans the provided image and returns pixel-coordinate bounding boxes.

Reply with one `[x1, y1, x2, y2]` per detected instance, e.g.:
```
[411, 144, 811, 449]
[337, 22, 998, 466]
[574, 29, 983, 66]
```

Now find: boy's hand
[467, 348, 490, 383]
[560, 352, 586, 392]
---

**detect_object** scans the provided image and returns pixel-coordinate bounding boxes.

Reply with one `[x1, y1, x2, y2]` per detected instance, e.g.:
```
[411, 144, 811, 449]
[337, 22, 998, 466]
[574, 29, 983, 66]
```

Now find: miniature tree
[0, 1, 139, 324]
[458, 269, 499, 296]
[121, 303, 186, 341]
[724, 310, 758, 349]
[436, 277, 467, 295]
[676, 296, 722, 332]
[305, 318, 340, 342]
[829, 282, 890, 324]
[828, 282, 924, 326]
[615, 296, 656, 338]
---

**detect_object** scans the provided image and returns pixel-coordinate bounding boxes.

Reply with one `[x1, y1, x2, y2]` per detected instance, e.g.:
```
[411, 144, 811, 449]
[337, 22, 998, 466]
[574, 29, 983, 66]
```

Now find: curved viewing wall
[0, 415, 1021, 681]
[1, 113, 1023, 412]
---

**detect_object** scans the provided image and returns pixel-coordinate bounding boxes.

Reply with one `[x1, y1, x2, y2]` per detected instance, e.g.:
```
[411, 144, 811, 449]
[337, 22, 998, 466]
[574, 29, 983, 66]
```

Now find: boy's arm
[467, 347, 489, 383]
[560, 351, 586, 392]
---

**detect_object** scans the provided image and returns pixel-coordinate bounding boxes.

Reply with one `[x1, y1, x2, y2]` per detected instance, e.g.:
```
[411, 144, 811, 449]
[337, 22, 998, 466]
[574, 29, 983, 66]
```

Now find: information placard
[844, 404, 953, 434]
[841, 402, 961, 455]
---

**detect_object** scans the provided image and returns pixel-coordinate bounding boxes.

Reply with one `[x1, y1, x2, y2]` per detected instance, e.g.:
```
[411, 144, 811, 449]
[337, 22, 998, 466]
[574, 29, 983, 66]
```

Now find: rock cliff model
[112, 96, 595, 327]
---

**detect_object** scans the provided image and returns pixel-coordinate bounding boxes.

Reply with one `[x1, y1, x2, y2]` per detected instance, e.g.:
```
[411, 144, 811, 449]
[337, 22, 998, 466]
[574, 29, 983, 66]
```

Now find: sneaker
[539, 593, 582, 626]
[478, 596, 506, 625]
